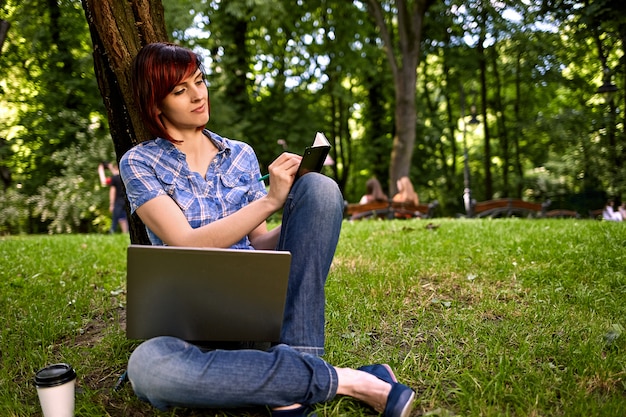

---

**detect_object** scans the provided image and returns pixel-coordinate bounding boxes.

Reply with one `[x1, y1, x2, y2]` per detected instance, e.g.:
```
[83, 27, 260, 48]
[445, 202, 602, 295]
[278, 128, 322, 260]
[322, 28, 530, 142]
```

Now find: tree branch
[367, 0, 399, 80]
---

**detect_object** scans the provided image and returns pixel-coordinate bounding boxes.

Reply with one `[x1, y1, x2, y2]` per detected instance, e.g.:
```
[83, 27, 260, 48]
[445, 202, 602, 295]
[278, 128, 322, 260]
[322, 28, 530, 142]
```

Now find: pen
[258, 173, 269, 182]
[113, 370, 128, 391]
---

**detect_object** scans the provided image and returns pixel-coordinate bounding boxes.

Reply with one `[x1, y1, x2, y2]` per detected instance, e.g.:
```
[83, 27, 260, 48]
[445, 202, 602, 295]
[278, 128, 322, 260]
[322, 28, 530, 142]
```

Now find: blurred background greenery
[0, 0, 624, 234]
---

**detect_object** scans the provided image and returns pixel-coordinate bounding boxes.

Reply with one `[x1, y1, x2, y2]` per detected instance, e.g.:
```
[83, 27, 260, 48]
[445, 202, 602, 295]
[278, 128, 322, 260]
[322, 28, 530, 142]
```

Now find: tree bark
[491, 38, 510, 197]
[81, 0, 169, 244]
[367, 0, 434, 195]
[0, 19, 9, 53]
[513, 52, 524, 197]
[477, 6, 492, 200]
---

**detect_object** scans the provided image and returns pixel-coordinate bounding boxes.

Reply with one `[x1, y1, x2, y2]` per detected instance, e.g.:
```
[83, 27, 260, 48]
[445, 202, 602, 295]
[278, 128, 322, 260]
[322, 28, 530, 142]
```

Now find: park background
[0, 0, 625, 235]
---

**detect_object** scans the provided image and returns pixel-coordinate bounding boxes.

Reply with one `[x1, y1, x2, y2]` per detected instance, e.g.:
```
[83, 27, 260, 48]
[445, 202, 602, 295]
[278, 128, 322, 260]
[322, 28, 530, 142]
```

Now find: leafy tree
[3, 0, 625, 234]
[541, 0, 626, 198]
[28, 124, 115, 233]
[0, 0, 115, 233]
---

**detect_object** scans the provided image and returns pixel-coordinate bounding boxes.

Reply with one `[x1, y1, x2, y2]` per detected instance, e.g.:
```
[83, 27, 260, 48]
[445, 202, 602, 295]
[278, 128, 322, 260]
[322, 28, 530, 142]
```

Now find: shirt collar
[154, 130, 232, 156]
[204, 129, 231, 156]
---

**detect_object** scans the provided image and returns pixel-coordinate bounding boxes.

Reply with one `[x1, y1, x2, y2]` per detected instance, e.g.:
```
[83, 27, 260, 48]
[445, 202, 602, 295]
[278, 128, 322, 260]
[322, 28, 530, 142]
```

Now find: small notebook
[125, 245, 292, 343]
[296, 132, 331, 179]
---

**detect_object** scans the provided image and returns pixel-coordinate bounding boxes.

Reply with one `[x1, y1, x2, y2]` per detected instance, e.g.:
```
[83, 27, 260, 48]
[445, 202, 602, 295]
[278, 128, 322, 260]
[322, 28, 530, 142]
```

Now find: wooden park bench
[544, 209, 580, 218]
[344, 201, 389, 220]
[588, 208, 604, 220]
[344, 200, 439, 220]
[469, 198, 550, 218]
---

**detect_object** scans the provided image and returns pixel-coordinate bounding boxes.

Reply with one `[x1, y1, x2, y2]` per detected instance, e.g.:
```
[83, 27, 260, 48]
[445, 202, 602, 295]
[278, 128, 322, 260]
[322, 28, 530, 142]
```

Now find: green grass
[1, 219, 625, 416]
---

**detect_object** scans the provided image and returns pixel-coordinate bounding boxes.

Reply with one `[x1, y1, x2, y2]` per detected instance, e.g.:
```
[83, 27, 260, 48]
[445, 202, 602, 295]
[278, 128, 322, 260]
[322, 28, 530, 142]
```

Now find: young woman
[359, 177, 387, 204]
[602, 199, 623, 221]
[391, 177, 419, 219]
[392, 177, 419, 206]
[119, 42, 415, 417]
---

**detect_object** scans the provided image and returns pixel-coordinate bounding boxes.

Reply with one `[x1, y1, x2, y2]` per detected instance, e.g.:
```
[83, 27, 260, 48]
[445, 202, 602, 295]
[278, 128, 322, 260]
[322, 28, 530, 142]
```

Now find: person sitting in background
[392, 176, 419, 206]
[391, 176, 420, 219]
[619, 201, 626, 220]
[359, 177, 387, 204]
[602, 199, 623, 221]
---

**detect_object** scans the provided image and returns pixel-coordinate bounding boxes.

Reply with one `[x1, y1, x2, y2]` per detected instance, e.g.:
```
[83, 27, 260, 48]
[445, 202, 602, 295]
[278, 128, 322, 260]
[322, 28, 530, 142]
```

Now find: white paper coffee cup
[34, 363, 76, 417]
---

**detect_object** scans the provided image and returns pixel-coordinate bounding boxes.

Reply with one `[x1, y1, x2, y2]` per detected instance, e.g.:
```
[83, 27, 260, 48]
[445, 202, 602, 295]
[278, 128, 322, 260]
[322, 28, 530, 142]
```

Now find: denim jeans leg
[276, 173, 343, 355]
[127, 336, 338, 410]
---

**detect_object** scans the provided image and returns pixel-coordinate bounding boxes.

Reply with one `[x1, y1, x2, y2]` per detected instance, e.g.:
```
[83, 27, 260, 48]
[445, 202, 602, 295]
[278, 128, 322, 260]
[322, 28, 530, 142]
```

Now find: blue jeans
[110, 200, 127, 233]
[127, 173, 344, 410]
[277, 173, 343, 355]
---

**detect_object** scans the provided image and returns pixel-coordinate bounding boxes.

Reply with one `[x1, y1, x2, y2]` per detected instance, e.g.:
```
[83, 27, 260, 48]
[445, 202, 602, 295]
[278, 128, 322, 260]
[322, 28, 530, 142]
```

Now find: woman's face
[157, 69, 209, 133]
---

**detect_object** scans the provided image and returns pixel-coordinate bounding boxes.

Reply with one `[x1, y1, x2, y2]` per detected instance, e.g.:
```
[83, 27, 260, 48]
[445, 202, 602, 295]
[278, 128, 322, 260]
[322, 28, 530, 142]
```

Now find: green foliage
[27, 113, 115, 234]
[0, 188, 30, 234]
[1, 0, 625, 232]
[0, 0, 114, 233]
[1, 0, 105, 191]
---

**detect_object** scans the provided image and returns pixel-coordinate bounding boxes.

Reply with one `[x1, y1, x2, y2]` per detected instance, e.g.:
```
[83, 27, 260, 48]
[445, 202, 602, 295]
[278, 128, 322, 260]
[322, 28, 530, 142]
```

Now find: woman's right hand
[264, 152, 302, 209]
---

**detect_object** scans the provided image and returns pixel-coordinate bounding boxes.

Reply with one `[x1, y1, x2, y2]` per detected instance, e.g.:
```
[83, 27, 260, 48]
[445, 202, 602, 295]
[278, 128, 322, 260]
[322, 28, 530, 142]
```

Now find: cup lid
[34, 363, 76, 387]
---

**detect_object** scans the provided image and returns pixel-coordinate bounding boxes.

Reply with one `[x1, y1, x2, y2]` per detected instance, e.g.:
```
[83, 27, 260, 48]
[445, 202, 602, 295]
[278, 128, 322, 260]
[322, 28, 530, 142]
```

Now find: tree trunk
[513, 52, 524, 197]
[0, 19, 9, 53]
[220, 10, 250, 126]
[389, 70, 418, 192]
[81, 0, 169, 245]
[477, 11, 492, 200]
[491, 38, 510, 197]
[367, 0, 433, 196]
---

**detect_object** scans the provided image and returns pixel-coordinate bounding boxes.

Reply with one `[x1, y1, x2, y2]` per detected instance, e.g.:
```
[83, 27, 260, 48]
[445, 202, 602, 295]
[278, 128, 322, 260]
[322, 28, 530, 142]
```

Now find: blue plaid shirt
[120, 130, 268, 249]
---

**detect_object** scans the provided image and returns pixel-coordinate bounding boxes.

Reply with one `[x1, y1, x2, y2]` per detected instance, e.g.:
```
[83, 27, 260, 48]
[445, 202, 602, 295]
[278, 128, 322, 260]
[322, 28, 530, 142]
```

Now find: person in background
[602, 199, 623, 222]
[98, 161, 129, 233]
[391, 176, 420, 219]
[119, 42, 415, 417]
[359, 177, 387, 204]
[392, 176, 419, 206]
[619, 201, 626, 221]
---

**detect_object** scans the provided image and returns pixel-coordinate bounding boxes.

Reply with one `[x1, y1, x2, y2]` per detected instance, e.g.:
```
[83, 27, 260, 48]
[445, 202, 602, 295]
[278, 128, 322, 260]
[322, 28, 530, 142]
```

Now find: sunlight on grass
[1, 219, 625, 416]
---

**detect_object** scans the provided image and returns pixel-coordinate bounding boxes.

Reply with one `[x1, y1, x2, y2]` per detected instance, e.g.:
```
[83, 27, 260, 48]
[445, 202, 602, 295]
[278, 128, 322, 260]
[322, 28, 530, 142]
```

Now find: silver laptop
[126, 244, 291, 343]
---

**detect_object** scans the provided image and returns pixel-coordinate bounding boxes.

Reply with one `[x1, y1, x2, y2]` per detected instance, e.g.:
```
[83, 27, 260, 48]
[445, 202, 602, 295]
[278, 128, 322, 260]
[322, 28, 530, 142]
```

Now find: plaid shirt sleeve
[119, 142, 170, 214]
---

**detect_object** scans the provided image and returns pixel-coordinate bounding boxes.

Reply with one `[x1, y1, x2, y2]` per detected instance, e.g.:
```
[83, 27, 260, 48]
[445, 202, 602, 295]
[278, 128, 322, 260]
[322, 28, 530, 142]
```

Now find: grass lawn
[1, 218, 625, 416]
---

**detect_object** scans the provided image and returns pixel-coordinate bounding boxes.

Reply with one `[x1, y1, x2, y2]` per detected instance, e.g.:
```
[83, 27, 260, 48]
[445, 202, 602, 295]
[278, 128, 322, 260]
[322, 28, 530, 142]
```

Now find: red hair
[132, 42, 208, 143]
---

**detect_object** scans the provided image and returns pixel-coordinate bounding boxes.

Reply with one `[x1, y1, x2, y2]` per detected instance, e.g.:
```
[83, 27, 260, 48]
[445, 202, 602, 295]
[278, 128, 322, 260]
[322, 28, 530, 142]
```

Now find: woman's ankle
[335, 367, 391, 413]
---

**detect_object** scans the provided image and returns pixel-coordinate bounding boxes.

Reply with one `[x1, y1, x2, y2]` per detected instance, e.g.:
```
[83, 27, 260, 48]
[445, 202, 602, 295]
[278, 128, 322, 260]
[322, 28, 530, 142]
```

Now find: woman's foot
[357, 364, 397, 384]
[383, 383, 415, 417]
[346, 364, 415, 417]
